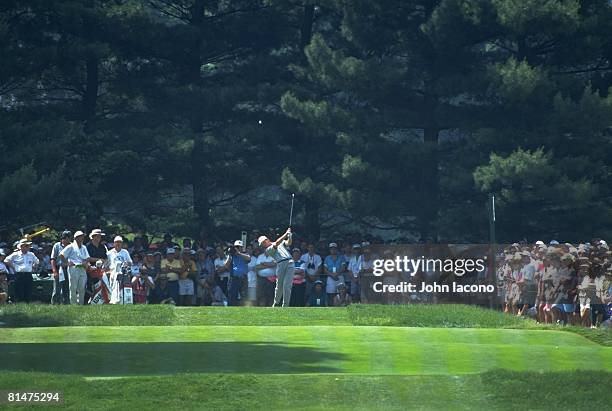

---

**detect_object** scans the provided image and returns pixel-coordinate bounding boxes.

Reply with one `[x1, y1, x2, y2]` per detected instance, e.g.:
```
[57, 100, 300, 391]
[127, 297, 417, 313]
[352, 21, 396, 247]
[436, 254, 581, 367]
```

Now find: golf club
[289, 193, 295, 227]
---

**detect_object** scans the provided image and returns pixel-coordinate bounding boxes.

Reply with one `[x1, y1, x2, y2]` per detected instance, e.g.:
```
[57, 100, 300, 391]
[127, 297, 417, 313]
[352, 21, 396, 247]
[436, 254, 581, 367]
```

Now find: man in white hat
[106, 235, 132, 304]
[258, 228, 294, 307]
[59, 231, 91, 304]
[5, 239, 39, 302]
[85, 229, 108, 303]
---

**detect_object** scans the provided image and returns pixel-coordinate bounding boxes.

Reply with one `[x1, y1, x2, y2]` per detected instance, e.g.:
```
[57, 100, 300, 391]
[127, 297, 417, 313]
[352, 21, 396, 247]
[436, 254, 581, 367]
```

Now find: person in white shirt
[5, 239, 40, 303]
[347, 243, 364, 301]
[106, 236, 133, 304]
[246, 246, 260, 306]
[214, 246, 229, 295]
[50, 230, 72, 305]
[255, 246, 277, 306]
[301, 243, 322, 299]
[59, 231, 91, 305]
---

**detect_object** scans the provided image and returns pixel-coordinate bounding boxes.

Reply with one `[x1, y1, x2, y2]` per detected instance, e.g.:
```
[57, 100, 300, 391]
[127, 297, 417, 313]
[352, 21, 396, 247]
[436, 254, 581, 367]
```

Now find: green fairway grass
[0, 371, 610, 410]
[1, 326, 609, 376]
[1, 304, 609, 410]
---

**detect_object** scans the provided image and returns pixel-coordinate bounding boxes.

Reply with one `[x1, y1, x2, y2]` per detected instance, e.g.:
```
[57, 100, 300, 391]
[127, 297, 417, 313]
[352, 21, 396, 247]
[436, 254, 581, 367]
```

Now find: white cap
[114, 236, 123, 242]
[234, 240, 243, 247]
[257, 236, 268, 246]
[74, 231, 85, 238]
[535, 240, 545, 246]
[166, 247, 176, 254]
[329, 242, 338, 248]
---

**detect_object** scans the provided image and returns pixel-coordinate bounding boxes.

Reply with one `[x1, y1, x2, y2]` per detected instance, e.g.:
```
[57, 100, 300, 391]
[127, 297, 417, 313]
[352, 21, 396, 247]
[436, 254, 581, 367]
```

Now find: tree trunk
[300, 4, 315, 49]
[82, 55, 98, 124]
[190, 0, 210, 234]
[418, 125, 439, 241]
[192, 132, 210, 234]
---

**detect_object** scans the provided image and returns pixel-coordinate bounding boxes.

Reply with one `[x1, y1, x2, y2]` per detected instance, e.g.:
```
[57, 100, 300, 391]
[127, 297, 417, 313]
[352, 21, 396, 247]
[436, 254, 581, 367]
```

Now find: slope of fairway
[1, 326, 609, 376]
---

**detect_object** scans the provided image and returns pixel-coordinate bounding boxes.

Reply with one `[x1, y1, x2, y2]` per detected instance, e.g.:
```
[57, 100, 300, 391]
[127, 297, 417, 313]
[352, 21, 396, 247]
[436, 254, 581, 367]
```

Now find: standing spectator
[214, 246, 230, 295]
[130, 236, 147, 255]
[50, 231, 71, 305]
[323, 242, 347, 305]
[86, 229, 108, 304]
[195, 248, 213, 304]
[588, 259, 607, 327]
[347, 243, 363, 301]
[306, 280, 327, 307]
[131, 269, 155, 304]
[142, 252, 160, 279]
[159, 233, 178, 254]
[246, 246, 260, 306]
[58, 231, 90, 305]
[290, 248, 306, 306]
[0, 249, 8, 304]
[178, 249, 197, 306]
[160, 248, 181, 304]
[106, 236, 133, 304]
[255, 245, 277, 306]
[5, 239, 40, 303]
[220, 240, 251, 306]
[359, 243, 376, 303]
[301, 243, 322, 300]
[35, 246, 52, 277]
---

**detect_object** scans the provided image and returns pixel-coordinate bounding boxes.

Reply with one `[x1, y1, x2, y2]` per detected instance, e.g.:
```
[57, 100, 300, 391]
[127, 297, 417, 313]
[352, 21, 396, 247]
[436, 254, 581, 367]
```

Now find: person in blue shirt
[219, 240, 251, 306]
[323, 242, 347, 304]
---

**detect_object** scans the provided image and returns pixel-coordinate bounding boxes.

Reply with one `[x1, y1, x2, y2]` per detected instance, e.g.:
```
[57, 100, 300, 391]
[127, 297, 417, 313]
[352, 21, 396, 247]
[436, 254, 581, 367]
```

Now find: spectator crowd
[0, 228, 610, 328]
[0, 228, 379, 308]
[497, 239, 612, 328]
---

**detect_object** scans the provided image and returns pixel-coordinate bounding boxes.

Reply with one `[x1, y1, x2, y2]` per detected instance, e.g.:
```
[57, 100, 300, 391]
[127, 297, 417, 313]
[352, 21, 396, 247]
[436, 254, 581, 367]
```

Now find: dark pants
[290, 282, 306, 307]
[167, 280, 179, 304]
[51, 268, 70, 304]
[591, 304, 609, 325]
[227, 276, 244, 306]
[257, 276, 276, 306]
[15, 272, 33, 303]
[218, 276, 229, 296]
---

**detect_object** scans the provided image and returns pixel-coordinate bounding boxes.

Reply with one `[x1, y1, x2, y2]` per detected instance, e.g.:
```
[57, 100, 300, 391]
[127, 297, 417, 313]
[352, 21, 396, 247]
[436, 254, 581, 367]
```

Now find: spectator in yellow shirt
[161, 248, 181, 303]
[178, 249, 197, 306]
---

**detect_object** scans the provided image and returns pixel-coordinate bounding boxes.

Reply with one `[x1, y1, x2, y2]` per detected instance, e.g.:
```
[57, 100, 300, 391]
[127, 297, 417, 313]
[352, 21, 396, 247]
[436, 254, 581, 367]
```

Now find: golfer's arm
[273, 231, 289, 247]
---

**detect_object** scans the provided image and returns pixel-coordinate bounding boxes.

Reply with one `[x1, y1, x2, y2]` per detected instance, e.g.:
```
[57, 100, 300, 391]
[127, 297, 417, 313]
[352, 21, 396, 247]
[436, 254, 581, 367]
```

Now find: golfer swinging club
[258, 228, 294, 307]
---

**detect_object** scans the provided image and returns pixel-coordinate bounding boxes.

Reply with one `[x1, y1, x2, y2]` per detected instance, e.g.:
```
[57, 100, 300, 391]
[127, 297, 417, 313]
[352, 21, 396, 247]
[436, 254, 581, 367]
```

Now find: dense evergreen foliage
[1, 0, 610, 242]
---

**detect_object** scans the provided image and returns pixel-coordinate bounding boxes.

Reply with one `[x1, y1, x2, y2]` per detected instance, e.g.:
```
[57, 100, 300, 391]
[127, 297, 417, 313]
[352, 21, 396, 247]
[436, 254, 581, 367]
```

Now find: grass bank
[1, 304, 609, 346]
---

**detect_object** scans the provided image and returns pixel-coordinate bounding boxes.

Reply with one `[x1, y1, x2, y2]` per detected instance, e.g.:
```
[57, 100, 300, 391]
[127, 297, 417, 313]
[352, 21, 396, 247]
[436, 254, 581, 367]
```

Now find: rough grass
[0, 371, 610, 410]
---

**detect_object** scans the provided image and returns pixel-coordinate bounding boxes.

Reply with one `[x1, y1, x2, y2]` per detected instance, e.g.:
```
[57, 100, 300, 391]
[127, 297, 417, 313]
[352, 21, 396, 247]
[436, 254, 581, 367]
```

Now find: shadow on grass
[0, 342, 346, 376]
[0, 312, 65, 327]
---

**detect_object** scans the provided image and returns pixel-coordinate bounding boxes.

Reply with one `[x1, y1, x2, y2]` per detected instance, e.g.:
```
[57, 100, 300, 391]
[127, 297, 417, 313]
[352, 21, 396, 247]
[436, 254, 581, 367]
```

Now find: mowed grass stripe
[1, 326, 609, 376]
